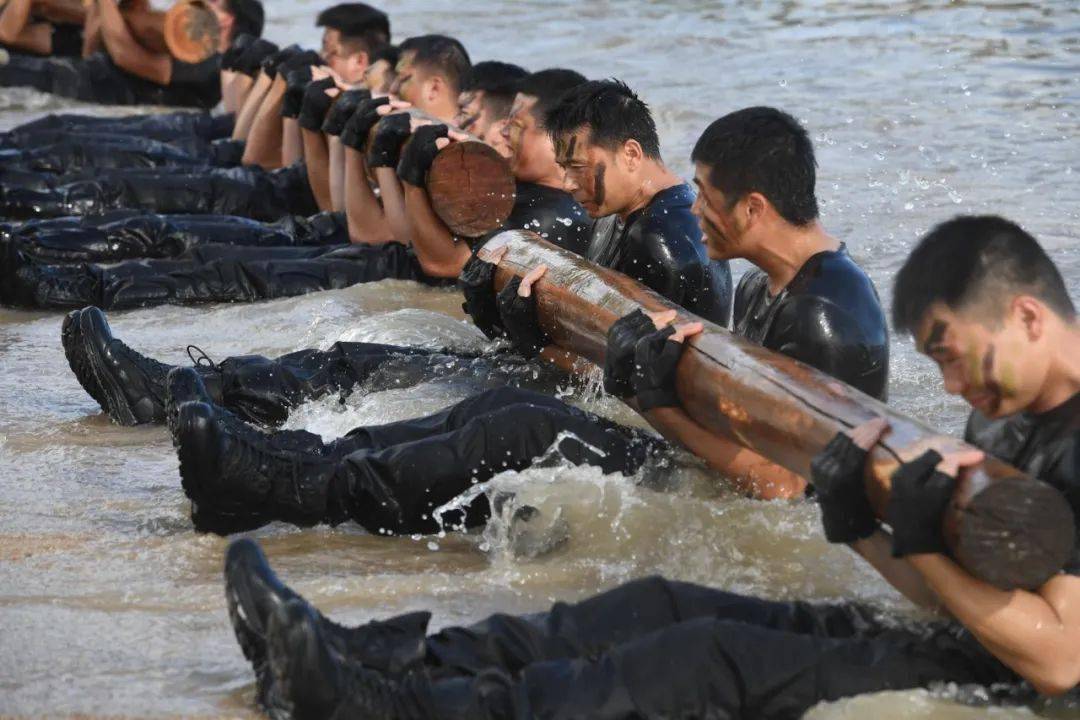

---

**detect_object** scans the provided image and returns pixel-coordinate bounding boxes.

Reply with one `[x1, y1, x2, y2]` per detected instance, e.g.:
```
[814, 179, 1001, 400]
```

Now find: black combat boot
[172, 397, 344, 530]
[0, 242, 100, 309]
[78, 307, 173, 425]
[266, 600, 429, 720]
[224, 540, 429, 715]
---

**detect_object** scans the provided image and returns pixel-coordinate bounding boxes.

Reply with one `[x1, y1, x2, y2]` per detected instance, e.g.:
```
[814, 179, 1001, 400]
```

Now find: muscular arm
[82, 1, 103, 56]
[233, 71, 272, 140]
[0, 0, 52, 55]
[96, 0, 172, 85]
[281, 117, 304, 167]
[642, 406, 806, 499]
[301, 127, 331, 212]
[908, 554, 1080, 695]
[373, 167, 413, 247]
[401, 182, 470, 278]
[850, 530, 943, 611]
[343, 146, 393, 244]
[241, 74, 285, 168]
[223, 72, 254, 115]
[328, 136, 346, 212]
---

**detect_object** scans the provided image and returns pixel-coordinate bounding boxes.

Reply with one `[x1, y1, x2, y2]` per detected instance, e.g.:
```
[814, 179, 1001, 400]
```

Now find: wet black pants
[316, 387, 660, 534]
[5, 211, 348, 264]
[8, 110, 234, 141]
[0, 162, 316, 221]
[2, 241, 432, 310]
[411, 577, 1017, 719]
[0, 136, 245, 172]
[0, 52, 219, 107]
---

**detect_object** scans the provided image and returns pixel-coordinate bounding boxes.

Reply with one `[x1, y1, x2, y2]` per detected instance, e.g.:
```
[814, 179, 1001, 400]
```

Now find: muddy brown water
[1, 0, 1079, 716]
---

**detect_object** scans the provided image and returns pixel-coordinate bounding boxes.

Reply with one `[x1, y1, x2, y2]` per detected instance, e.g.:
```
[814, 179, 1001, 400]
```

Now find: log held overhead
[484, 229, 1075, 591]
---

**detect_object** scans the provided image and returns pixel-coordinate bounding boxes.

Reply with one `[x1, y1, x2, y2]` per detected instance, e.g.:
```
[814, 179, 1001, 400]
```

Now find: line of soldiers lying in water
[3, 3, 1080, 718]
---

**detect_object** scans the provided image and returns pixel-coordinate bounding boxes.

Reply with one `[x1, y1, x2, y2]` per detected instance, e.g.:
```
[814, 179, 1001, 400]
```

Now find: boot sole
[79, 308, 139, 426]
[61, 307, 110, 413]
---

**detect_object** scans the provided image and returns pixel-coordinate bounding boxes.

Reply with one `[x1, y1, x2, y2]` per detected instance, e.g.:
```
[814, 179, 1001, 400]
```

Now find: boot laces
[187, 344, 218, 370]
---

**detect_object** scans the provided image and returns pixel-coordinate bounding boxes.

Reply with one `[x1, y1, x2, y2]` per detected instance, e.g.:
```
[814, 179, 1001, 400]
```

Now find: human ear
[623, 139, 643, 171]
[744, 192, 767, 224]
[1014, 295, 1045, 343]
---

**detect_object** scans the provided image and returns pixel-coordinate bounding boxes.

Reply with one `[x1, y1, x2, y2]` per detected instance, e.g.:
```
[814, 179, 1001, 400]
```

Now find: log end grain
[428, 142, 515, 238]
[952, 477, 1075, 590]
[164, 0, 220, 64]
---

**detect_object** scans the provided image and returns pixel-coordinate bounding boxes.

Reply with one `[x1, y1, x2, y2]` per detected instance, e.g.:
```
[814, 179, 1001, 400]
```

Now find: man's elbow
[417, 254, 463, 280]
[1027, 657, 1080, 696]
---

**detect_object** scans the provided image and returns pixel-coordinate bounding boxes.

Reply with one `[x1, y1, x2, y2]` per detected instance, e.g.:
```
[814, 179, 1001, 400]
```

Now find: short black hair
[461, 61, 529, 120]
[691, 106, 818, 226]
[399, 34, 471, 94]
[893, 215, 1076, 334]
[225, 0, 264, 39]
[515, 68, 586, 124]
[316, 3, 390, 56]
[370, 43, 399, 67]
[543, 79, 661, 160]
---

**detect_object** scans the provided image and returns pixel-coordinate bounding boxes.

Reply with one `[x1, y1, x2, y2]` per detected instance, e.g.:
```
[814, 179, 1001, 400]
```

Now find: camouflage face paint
[923, 321, 948, 354]
[593, 162, 606, 208]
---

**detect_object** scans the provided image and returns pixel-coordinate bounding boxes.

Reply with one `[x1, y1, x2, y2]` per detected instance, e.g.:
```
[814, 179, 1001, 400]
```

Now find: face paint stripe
[593, 162, 606, 208]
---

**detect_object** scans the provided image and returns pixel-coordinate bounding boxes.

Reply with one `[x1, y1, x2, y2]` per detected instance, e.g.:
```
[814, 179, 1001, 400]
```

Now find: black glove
[604, 309, 656, 398]
[237, 38, 279, 77]
[398, 124, 448, 186]
[367, 113, 412, 168]
[630, 327, 683, 410]
[497, 276, 548, 358]
[322, 88, 370, 136]
[298, 78, 338, 131]
[279, 50, 322, 76]
[887, 450, 954, 557]
[809, 432, 879, 544]
[222, 33, 254, 70]
[281, 68, 314, 118]
[339, 96, 390, 150]
[260, 44, 300, 79]
[459, 250, 503, 340]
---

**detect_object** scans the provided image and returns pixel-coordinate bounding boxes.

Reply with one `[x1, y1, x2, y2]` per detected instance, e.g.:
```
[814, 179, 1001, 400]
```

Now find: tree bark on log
[367, 108, 515, 238]
[484, 229, 1075, 590]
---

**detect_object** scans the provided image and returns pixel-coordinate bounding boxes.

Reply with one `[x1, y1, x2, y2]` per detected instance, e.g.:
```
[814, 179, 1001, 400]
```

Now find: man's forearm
[301, 128, 332, 212]
[96, 0, 170, 84]
[642, 406, 806, 499]
[329, 137, 346, 212]
[233, 72, 272, 141]
[373, 167, 415, 248]
[282, 118, 304, 166]
[242, 78, 286, 168]
[850, 531, 942, 610]
[344, 147, 393, 244]
[401, 182, 470, 278]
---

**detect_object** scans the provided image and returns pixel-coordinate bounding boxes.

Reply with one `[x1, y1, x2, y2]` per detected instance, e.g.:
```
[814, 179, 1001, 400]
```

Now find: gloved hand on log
[367, 113, 412, 168]
[236, 38, 279, 77]
[497, 266, 550, 358]
[281, 68, 315, 118]
[398, 124, 449, 187]
[459, 246, 505, 340]
[260, 45, 301, 79]
[340, 97, 390, 150]
[604, 309, 659, 398]
[298, 78, 339, 131]
[887, 447, 982, 557]
[809, 422, 884, 544]
[221, 33, 254, 71]
[321, 89, 370, 136]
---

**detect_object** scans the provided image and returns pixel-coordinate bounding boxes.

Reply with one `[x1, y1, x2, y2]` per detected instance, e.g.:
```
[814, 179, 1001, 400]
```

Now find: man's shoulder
[626, 183, 702, 256]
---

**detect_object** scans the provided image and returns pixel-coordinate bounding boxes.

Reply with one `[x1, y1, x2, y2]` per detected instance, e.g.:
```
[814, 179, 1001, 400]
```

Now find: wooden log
[367, 108, 516, 238]
[483, 229, 1075, 590]
[162, 0, 219, 64]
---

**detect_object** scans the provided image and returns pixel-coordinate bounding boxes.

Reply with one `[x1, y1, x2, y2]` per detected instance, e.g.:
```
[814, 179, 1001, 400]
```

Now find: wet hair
[316, 3, 390, 56]
[224, 0, 265, 39]
[691, 106, 818, 226]
[515, 68, 586, 125]
[543, 79, 661, 160]
[893, 215, 1076, 334]
[461, 61, 529, 120]
[398, 35, 471, 94]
